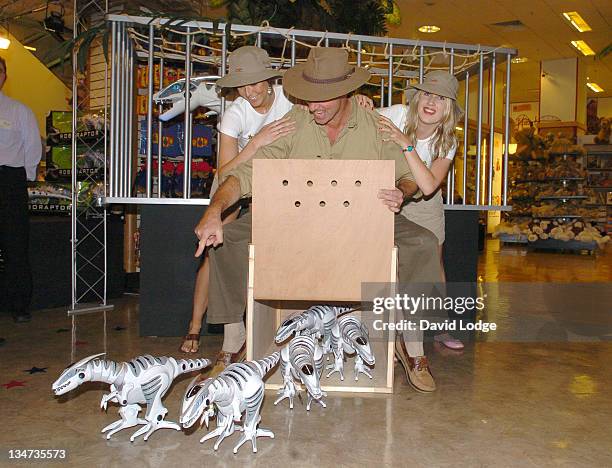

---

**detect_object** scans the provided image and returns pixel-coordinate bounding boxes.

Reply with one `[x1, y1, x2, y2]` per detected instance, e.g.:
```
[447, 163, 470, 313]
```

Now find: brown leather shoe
[395, 334, 436, 393]
[208, 342, 246, 378]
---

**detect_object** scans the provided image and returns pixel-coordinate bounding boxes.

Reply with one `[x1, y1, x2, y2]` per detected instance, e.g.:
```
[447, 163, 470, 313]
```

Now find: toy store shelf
[514, 178, 585, 184]
[587, 168, 612, 171]
[498, 233, 528, 244]
[547, 151, 584, 158]
[528, 239, 598, 252]
[530, 214, 583, 219]
[537, 195, 588, 201]
[585, 186, 612, 192]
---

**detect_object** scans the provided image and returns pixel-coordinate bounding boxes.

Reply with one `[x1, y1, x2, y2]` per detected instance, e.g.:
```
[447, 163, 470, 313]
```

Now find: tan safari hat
[411, 70, 463, 114]
[216, 46, 282, 89]
[283, 47, 371, 102]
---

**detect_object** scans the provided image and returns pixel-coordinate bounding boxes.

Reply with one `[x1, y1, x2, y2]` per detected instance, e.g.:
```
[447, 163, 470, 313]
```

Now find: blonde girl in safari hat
[378, 70, 465, 351]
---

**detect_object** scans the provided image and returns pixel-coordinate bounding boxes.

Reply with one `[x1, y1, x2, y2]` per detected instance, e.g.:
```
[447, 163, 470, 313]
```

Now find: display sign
[139, 120, 213, 157]
[46, 146, 105, 180]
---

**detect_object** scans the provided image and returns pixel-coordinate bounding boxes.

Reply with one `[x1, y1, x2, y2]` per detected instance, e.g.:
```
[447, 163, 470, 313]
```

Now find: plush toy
[514, 127, 548, 160]
[594, 117, 611, 145]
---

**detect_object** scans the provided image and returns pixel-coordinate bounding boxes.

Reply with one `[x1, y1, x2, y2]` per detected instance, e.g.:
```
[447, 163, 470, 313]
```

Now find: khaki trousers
[207, 211, 441, 357]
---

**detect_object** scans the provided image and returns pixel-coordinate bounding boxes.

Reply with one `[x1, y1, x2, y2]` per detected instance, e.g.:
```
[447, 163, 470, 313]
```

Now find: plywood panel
[252, 159, 395, 301]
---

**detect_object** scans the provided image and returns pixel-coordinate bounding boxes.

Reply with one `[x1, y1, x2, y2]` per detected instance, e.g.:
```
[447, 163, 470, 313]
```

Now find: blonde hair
[403, 90, 460, 160]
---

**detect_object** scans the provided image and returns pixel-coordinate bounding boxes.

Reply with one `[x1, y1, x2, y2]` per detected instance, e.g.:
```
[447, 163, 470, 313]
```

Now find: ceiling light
[571, 40, 595, 56]
[511, 57, 528, 64]
[586, 82, 604, 93]
[0, 37, 10, 49]
[24, 45, 36, 51]
[418, 25, 440, 33]
[562, 12, 592, 32]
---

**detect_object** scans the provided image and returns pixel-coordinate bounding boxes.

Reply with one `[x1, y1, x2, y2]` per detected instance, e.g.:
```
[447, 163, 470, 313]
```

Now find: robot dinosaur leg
[354, 355, 373, 380]
[131, 393, 180, 442]
[274, 376, 298, 409]
[212, 413, 237, 451]
[101, 404, 147, 439]
[325, 348, 345, 381]
[233, 385, 274, 454]
[199, 412, 231, 445]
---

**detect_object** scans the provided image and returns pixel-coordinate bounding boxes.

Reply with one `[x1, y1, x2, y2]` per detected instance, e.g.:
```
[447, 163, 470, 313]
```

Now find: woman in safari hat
[180, 45, 296, 354]
[378, 70, 466, 351]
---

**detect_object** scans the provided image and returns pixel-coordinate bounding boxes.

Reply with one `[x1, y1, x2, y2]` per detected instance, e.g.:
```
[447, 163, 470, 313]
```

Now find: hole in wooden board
[355, 180, 362, 186]
[331, 180, 338, 186]
[295, 201, 301, 207]
[282, 180, 289, 186]
[343, 201, 350, 207]
[319, 201, 326, 207]
[307, 180, 313, 186]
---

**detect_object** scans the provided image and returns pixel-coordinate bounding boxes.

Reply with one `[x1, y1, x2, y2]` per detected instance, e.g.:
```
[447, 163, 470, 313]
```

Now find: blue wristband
[402, 145, 414, 153]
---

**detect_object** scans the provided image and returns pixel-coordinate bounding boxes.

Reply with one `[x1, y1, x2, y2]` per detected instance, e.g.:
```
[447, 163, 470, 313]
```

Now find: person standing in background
[0, 56, 42, 324]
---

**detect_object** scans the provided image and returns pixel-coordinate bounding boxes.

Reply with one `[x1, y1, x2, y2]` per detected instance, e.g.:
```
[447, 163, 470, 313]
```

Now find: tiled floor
[1, 239, 611, 467]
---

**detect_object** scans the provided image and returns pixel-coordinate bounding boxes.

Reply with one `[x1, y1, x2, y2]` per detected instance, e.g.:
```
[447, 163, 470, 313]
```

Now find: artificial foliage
[223, 0, 388, 36]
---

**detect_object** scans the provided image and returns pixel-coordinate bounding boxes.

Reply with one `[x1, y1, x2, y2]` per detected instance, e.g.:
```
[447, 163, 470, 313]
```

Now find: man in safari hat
[194, 47, 442, 392]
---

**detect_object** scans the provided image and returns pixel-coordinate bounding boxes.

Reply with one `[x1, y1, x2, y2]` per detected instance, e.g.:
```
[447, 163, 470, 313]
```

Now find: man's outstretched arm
[194, 176, 241, 256]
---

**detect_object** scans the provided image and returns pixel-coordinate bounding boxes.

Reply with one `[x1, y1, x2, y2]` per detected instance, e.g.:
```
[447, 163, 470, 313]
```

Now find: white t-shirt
[378, 104, 456, 166]
[378, 104, 456, 244]
[217, 84, 293, 151]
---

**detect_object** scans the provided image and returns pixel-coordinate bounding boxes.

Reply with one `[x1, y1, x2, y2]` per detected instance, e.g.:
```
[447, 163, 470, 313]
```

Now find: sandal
[180, 333, 200, 353]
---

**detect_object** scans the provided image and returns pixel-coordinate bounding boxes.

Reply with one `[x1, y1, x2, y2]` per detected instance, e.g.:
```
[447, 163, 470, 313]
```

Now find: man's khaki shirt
[225, 97, 417, 198]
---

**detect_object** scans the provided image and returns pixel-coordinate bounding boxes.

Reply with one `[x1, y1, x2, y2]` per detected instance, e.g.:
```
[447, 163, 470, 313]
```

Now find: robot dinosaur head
[341, 317, 375, 365]
[289, 338, 323, 400]
[52, 353, 105, 395]
[275, 314, 316, 344]
[180, 376, 216, 429]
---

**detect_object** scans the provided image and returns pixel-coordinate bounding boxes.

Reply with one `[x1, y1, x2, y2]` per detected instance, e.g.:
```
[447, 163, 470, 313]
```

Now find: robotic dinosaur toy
[180, 353, 279, 454]
[275, 305, 355, 379]
[330, 316, 376, 381]
[274, 305, 354, 352]
[153, 76, 224, 122]
[52, 353, 211, 442]
[274, 334, 326, 411]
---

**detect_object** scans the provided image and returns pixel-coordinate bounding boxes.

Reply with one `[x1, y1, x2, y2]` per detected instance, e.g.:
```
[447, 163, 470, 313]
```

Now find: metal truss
[68, 0, 113, 316]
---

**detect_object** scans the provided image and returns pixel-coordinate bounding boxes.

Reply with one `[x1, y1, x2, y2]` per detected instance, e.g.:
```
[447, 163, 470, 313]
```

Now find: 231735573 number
[8, 449, 66, 459]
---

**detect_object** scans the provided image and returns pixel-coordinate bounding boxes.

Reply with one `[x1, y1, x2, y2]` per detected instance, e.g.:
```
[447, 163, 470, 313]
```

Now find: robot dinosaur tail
[175, 358, 212, 375]
[251, 352, 280, 378]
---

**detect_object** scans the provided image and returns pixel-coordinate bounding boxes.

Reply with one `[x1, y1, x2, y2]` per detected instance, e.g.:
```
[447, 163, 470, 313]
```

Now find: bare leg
[435, 243, 464, 350]
[180, 258, 210, 353]
[181, 208, 241, 353]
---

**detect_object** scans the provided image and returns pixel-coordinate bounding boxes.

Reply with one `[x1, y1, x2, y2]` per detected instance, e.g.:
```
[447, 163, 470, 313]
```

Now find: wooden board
[252, 159, 395, 302]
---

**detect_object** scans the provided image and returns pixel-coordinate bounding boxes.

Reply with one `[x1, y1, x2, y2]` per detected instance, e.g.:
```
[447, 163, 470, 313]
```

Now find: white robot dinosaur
[180, 353, 279, 454]
[52, 353, 211, 441]
[333, 315, 376, 381]
[153, 76, 224, 122]
[274, 334, 326, 411]
[274, 305, 355, 379]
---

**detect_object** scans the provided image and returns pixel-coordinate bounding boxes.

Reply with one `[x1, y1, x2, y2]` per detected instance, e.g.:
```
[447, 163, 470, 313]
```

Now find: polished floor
[1, 239, 611, 467]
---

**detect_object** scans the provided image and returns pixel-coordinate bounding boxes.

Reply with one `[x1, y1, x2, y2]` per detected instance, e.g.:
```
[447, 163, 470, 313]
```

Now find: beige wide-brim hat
[283, 47, 371, 102]
[410, 70, 464, 116]
[216, 46, 282, 89]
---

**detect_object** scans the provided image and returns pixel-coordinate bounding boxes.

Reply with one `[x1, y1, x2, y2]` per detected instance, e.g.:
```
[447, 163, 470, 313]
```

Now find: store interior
[0, 1, 611, 466]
